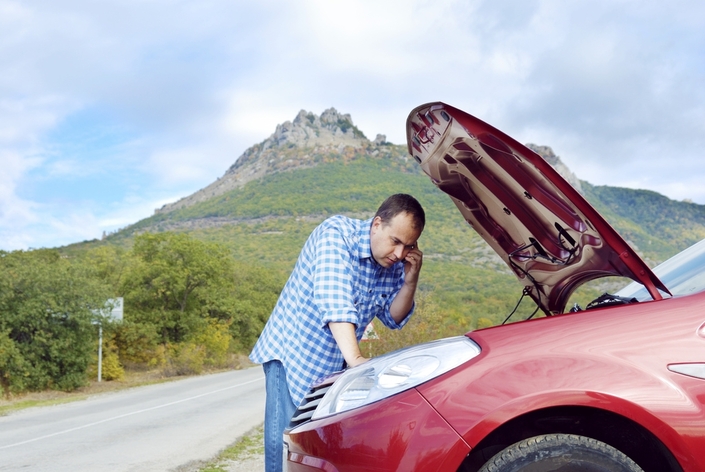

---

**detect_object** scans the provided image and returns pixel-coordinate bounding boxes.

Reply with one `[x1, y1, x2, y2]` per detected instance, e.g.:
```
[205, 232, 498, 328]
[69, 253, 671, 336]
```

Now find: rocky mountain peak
[155, 108, 376, 214]
[267, 107, 367, 149]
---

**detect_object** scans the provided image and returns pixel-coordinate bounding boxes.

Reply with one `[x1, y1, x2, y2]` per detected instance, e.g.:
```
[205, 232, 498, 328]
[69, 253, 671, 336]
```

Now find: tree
[120, 232, 236, 344]
[0, 249, 111, 393]
[81, 245, 132, 295]
[227, 260, 282, 350]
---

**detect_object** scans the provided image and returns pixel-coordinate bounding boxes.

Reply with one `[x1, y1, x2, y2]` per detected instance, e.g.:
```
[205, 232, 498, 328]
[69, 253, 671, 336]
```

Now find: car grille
[288, 374, 338, 428]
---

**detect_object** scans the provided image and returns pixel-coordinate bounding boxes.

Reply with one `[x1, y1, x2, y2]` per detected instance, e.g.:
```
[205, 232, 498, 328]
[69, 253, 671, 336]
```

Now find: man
[249, 193, 425, 472]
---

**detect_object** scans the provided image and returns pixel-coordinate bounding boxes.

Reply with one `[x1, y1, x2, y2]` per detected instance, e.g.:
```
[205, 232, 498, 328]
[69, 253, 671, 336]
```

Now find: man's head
[370, 194, 425, 268]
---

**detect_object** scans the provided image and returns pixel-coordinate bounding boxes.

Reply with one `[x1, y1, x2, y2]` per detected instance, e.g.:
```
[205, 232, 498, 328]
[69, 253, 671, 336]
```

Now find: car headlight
[312, 336, 481, 420]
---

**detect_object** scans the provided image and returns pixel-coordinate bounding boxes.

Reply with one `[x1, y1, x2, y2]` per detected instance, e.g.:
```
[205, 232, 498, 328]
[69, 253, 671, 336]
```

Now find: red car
[284, 102, 705, 472]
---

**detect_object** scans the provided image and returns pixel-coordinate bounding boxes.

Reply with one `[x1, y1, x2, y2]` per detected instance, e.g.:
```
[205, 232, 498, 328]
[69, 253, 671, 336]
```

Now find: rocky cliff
[526, 143, 583, 193]
[155, 108, 393, 214]
[155, 108, 582, 215]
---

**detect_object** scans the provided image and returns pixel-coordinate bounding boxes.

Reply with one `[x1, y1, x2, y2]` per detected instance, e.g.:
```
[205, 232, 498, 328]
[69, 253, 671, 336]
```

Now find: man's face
[370, 212, 422, 268]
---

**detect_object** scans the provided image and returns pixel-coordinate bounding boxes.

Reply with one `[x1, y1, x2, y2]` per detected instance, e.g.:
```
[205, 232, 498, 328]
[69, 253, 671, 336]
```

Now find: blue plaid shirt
[249, 215, 413, 405]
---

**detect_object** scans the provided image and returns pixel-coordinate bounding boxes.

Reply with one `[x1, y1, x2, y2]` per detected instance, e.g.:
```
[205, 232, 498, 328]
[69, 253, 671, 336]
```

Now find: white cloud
[2, 0, 705, 250]
[99, 194, 179, 230]
[147, 146, 223, 186]
[0, 151, 39, 224]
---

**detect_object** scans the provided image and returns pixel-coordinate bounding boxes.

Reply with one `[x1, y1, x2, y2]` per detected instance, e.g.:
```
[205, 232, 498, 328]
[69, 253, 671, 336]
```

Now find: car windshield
[616, 238, 705, 301]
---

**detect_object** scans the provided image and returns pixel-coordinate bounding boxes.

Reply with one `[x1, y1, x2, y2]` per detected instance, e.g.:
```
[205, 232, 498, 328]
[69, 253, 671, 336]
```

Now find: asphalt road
[0, 367, 265, 472]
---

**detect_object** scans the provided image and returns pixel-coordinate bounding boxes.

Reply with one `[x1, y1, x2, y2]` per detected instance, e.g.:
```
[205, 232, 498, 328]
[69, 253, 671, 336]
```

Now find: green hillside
[581, 182, 705, 265]
[106, 152, 526, 329]
[87, 145, 705, 326]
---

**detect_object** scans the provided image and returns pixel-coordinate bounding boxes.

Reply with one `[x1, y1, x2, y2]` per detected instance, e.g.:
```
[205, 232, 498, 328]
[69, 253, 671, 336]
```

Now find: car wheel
[478, 433, 643, 472]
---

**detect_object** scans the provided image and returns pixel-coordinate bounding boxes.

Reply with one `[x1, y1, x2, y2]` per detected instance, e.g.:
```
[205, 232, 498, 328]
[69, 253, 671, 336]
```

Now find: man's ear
[371, 216, 382, 233]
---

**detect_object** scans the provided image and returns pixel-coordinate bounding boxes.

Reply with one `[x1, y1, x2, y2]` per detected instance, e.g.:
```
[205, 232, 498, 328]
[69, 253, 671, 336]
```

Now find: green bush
[114, 321, 163, 367]
[193, 320, 231, 368]
[0, 329, 28, 395]
[164, 342, 206, 376]
[100, 347, 125, 381]
[87, 339, 125, 381]
[476, 317, 495, 329]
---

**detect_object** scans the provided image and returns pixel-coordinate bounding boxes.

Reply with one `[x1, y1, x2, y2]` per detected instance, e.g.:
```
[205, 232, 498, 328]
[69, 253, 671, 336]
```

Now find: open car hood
[406, 102, 669, 315]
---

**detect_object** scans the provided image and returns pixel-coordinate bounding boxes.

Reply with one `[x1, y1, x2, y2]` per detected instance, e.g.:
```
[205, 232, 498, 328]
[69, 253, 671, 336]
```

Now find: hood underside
[406, 102, 668, 315]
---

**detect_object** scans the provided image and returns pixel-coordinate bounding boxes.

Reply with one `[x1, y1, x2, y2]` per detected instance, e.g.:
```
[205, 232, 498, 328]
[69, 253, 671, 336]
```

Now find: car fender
[416, 352, 701, 467]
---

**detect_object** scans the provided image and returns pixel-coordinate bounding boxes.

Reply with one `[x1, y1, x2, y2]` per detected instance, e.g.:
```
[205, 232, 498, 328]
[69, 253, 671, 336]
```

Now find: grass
[0, 395, 90, 416]
[0, 368, 208, 416]
[199, 424, 264, 472]
[0, 354, 257, 418]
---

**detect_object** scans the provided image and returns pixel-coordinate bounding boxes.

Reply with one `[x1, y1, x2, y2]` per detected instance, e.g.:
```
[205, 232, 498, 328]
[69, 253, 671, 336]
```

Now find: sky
[2, 0, 704, 250]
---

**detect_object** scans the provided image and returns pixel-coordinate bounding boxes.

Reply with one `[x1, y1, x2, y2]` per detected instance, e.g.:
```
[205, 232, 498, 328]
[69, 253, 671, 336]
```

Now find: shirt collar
[354, 218, 374, 261]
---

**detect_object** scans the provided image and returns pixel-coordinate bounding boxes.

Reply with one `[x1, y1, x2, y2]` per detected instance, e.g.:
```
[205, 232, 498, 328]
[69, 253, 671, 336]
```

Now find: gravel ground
[217, 455, 264, 472]
[196, 424, 265, 472]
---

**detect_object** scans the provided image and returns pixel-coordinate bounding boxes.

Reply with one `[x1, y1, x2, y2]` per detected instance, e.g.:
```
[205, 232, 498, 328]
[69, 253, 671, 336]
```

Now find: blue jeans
[263, 360, 297, 472]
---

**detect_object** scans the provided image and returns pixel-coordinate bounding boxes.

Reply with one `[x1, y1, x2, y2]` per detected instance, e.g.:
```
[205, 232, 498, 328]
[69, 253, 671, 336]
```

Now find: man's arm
[330, 245, 423, 367]
[328, 322, 367, 367]
[389, 246, 423, 324]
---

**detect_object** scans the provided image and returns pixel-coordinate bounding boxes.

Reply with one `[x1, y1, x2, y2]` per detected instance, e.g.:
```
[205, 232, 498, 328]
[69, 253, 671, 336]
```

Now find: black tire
[478, 434, 643, 472]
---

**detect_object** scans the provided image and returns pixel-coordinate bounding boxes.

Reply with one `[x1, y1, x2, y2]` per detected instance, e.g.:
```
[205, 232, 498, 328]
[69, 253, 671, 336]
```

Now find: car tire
[478, 433, 643, 472]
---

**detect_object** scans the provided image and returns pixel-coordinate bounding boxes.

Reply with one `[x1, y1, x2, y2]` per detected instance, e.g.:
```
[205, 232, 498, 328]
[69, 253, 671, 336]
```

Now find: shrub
[100, 348, 125, 381]
[89, 339, 125, 381]
[114, 321, 163, 367]
[193, 320, 231, 368]
[163, 342, 206, 376]
[476, 317, 495, 329]
[0, 329, 28, 395]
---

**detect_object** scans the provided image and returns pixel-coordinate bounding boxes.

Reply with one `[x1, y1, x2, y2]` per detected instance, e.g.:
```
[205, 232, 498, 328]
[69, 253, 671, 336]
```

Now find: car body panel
[288, 292, 705, 471]
[416, 291, 705, 471]
[406, 102, 668, 314]
[285, 386, 470, 472]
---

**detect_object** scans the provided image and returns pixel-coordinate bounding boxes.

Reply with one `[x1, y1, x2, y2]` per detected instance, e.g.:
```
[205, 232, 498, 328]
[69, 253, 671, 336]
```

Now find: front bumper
[284, 387, 470, 472]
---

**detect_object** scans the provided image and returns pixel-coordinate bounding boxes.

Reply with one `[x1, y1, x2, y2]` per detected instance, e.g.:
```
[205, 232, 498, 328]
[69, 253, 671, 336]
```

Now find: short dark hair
[374, 194, 425, 230]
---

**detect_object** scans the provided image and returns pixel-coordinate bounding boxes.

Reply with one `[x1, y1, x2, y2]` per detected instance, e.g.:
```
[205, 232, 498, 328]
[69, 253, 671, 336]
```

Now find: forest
[0, 233, 282, 395]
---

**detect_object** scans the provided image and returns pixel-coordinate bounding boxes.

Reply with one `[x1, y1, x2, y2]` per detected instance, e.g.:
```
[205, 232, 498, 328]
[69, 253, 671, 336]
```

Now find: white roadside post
[95, 298, 124, 382]
[98, 324, 102, 382]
